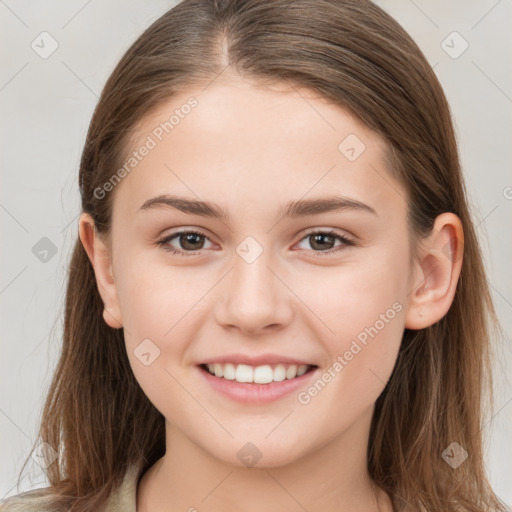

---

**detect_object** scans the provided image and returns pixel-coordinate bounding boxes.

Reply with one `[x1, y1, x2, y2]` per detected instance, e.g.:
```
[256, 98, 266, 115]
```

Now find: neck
[137, 405, 391, 512]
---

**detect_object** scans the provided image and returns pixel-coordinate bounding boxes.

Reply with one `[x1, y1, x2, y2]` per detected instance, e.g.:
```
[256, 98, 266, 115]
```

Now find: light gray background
[1, 0, 511, 505]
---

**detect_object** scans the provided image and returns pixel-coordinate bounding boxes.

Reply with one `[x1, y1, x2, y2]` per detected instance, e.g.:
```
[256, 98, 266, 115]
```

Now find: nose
[214, 247, 294, 335]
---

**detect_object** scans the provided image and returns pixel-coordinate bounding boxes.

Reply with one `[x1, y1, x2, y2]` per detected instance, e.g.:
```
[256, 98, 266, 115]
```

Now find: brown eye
[156, 230, 214, 255]
[296, 230, 355, 255]
[308, 233, 337, 251]
[179, 232, 205, 250]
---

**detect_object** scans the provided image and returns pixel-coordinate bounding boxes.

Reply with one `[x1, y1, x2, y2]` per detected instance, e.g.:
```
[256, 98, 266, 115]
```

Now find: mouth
[196, 353, 320, 405]
[199, 362, 317, 384]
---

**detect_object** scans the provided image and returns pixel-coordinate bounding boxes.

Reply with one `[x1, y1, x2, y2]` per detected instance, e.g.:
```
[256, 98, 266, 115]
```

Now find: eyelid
[300, 226, 355, 241]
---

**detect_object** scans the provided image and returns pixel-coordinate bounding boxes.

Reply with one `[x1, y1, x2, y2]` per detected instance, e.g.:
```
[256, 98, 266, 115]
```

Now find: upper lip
[200, 354, 316, 367]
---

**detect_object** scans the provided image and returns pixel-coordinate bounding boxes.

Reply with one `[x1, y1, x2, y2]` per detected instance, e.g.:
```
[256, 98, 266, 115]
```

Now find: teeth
[297, 365, 308, 376]
[273, 364, 286, 382]
[286, 364, 297, 379]
[204, 363, 312, 383]
[214, 363, 223, 377]
[223, 363, 236, 380]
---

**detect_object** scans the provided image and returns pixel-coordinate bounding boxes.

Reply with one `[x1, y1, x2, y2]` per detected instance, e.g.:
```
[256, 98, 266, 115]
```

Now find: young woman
[1, 0, 509, 511]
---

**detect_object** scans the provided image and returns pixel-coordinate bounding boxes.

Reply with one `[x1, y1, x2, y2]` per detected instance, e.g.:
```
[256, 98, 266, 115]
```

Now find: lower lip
[197, 365, 318, 404]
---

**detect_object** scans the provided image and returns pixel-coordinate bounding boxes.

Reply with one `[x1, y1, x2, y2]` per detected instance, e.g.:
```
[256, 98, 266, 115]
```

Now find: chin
[209, 437, 308, 470]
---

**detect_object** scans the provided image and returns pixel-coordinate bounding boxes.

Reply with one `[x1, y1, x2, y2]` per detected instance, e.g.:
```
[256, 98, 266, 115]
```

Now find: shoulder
[103, 463, 141, 512]
[0, 488, 55, 512]
[0, 464, 142, 512]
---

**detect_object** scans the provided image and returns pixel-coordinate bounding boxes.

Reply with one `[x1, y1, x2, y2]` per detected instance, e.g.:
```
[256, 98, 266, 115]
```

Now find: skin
[79, 73, 463, 512]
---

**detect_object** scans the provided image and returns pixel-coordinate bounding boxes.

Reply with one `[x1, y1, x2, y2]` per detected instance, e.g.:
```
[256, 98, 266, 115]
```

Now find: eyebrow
[137, 194, 378, 220]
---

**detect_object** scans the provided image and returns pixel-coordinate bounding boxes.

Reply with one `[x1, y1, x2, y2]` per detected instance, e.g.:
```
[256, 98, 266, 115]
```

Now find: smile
[198, 363, 319, 404]
[202, 362, 314, 383]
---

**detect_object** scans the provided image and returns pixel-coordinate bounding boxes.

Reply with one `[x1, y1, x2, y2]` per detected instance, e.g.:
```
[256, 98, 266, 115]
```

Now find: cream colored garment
[0, 464, 141, 512]
[104, 463, 140, 512]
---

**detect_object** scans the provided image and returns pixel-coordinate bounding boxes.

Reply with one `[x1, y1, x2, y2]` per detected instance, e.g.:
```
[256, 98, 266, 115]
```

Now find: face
[100, 76, 414, 467]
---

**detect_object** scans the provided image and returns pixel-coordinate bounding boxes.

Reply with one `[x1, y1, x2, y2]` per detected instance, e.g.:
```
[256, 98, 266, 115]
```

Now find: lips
[197, 363, 319, 404]
[196, 353, 319, 403]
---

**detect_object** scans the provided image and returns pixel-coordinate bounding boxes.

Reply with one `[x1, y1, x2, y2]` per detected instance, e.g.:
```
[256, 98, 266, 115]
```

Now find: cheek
[305, 241, 409, 341]
[293, 284, 405, 432]
[295, 241, 408, 400]
[113, 239, 200, 331]
[111, 246, 196, 373]
[114, 257, 204, 416]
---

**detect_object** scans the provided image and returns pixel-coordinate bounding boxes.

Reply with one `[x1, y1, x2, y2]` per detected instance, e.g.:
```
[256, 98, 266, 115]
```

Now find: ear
[405, 212, 464, 330]
[78, 212, 123, 329]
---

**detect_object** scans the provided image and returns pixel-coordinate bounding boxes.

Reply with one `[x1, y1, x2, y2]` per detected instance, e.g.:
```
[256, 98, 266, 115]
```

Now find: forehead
[113, 77, 405, 221]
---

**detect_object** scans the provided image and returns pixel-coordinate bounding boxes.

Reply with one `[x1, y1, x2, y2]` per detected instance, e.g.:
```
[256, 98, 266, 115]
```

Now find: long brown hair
[2, 1, 509, 511]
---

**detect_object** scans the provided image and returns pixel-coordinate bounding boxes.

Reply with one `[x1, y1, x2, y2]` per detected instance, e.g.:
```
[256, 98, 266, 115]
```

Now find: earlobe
[404, 213, 464, 330]
[78, 212, 123, 329]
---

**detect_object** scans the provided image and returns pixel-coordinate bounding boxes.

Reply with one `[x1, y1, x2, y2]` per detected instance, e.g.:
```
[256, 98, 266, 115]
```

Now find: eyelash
[155, 229, 355, 257]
